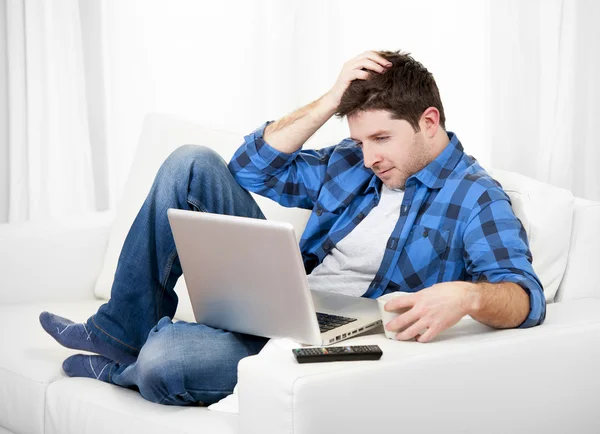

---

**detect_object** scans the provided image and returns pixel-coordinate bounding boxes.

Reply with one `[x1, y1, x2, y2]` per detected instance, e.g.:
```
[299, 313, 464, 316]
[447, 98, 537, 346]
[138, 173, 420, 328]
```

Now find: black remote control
[292, 345, 383, 363]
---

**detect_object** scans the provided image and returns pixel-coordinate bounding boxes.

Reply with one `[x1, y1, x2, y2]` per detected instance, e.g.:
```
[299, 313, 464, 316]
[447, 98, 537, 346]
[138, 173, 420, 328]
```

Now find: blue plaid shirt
[229, 122, 546, 328]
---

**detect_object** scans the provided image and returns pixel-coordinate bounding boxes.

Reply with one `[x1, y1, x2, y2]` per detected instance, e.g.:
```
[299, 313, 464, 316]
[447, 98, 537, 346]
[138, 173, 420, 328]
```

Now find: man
[40, 50, 545, 406]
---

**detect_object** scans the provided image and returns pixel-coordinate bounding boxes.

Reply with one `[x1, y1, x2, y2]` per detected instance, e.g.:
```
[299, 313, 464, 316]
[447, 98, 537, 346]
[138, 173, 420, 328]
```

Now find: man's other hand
[383, 282, 478, 343]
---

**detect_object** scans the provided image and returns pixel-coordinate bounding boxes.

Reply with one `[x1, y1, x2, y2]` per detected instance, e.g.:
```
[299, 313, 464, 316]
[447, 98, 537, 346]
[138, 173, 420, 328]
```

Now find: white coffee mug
[377, 291, 413, 340]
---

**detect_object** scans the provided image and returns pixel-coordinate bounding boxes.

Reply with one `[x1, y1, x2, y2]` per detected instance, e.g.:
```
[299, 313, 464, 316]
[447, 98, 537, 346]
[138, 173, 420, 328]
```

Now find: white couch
[1, 113, 599, 434]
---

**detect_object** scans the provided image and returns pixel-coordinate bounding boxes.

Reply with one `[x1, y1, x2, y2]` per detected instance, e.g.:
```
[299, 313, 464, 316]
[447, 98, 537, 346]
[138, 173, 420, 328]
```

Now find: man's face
[348, 110, 433, 190]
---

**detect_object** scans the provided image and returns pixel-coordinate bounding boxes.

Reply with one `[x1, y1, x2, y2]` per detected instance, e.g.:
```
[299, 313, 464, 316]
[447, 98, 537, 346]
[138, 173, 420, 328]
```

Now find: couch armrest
[238, 299, 600, 434]
[0, 212, 114, 304]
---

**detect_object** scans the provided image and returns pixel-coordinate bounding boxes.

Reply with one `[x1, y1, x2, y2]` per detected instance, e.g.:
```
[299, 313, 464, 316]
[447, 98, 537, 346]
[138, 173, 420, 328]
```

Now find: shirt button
[423, 230, 429, 237]
[358, 213, 365, 220]
[316, 209, 323, 216]
[323, 241, 332, 250]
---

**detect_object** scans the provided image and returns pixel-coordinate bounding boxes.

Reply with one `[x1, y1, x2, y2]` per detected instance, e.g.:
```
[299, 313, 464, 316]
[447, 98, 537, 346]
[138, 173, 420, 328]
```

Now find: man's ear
[419, 107, 440, 138]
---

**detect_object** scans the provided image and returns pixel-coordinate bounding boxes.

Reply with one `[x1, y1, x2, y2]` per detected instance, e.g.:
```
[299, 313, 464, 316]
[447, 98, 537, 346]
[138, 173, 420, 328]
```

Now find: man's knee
[134, 319, 239, 404]
[133, 320, 189, 403]
[135, 320, 243, 402]
[160, 145, 227, 179]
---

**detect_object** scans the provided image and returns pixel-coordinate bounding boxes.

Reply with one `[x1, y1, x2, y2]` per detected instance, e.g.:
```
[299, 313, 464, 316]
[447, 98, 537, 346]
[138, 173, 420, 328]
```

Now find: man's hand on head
[325, 51, 392, 108]
[383, 282, 478, 343]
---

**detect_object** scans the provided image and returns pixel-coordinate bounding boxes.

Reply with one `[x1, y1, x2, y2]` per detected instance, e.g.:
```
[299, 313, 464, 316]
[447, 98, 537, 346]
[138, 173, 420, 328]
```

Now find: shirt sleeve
[228, 121, 335, 209]
[463, 195, 546, 328]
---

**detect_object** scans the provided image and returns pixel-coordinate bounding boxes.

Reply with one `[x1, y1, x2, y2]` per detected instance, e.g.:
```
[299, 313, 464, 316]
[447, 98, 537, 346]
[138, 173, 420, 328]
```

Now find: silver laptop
[167, 209, 382, 346]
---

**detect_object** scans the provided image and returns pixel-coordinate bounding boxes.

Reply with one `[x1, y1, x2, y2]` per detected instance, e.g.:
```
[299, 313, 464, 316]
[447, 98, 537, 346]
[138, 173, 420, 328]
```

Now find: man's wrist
[461, 282, 482, 317]
[320, 91, 341, 115]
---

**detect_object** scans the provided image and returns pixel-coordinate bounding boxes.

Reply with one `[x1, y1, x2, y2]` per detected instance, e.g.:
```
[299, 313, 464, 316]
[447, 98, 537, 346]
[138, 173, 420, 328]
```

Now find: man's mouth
[377, 168, 393, 176]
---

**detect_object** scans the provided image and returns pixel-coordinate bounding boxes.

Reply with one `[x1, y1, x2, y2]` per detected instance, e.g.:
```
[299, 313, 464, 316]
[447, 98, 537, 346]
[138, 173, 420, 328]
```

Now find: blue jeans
[87, 145, 269, 406]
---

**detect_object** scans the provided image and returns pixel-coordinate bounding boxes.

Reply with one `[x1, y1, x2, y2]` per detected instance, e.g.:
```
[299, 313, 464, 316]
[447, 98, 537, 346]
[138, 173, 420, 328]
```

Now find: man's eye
[375, 137, 388, 142]
[355, 142, 363, 148]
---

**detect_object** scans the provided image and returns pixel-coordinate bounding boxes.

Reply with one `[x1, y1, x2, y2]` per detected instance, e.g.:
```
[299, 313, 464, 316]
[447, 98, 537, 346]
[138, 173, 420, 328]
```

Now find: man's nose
[362, 147, 381, 169]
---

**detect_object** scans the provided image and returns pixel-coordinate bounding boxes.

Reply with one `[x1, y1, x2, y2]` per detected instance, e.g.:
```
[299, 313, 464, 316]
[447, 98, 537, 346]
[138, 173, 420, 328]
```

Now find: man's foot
[62, 354, 118, 383]
[39, 312, 137, 364]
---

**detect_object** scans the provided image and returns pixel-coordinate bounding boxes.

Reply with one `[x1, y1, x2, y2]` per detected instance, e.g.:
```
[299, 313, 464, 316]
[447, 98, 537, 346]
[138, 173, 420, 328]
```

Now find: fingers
[386, 307, 419, 333]
[384, 294, 416, 312]
[330, 51, 391, 99]
[354, 58, 388, 74]
[354, 69, 371, 81]
[346, 60, 388, 83]
[395, 318, 429, 341]
[359, 51, 392, 69]
[415, 327, 440, 343]
[344, 51, 392, 82]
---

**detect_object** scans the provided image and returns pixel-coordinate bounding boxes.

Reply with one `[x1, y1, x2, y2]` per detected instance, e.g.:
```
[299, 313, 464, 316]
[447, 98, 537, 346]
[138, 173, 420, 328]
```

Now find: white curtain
[1, 0, 598, 224]
[101, 0, 490, 206]
[488, 0, 600, 202]
[1, 0, 108, 223]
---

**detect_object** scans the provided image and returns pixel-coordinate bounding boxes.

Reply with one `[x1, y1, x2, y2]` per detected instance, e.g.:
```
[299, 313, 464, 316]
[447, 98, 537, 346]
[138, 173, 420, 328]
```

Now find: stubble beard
[384, 132, 432, 190]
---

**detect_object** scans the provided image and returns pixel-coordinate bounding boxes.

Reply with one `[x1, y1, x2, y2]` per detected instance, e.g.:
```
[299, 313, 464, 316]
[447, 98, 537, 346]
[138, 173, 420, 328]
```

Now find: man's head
[336, 50, 448, 190]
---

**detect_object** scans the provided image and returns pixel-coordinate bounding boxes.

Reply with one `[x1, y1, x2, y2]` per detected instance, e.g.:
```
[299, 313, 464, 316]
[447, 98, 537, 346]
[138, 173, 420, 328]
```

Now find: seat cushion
[0, 300, 104, 434]
[0, 300, 239, 434]
[45, 379, 238, 434]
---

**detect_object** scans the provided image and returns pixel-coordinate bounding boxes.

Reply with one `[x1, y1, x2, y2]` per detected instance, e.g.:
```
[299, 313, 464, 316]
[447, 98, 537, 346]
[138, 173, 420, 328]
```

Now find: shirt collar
[366, 171, 382, 199]
[409, 131, 464, 190]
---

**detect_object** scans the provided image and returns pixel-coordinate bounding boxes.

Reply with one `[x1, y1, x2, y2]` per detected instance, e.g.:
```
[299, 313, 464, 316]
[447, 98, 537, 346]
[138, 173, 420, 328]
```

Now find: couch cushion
[0, 300, 239, 434]
[94, 113, 311, 323]
[45, 379, 238, 434]
[489, 168, 574, 302]
[0, 300, 104, 434]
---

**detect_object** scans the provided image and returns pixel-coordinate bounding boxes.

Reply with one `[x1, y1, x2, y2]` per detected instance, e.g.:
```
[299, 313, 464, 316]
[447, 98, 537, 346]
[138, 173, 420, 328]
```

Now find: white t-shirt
[306, 184, 405, 297]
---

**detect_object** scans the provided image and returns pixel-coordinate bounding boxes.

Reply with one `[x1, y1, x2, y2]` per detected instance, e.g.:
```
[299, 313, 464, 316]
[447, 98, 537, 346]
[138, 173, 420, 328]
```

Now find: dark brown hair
[335, 50, 446, 131]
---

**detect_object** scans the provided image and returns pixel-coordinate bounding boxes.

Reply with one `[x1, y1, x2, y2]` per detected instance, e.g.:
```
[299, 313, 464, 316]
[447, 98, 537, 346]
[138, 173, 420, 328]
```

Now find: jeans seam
[91, 315, 140, 352]
[185, 387, 235, 394]
[157, 388, 233, 405]
[187, 197, 207, 213]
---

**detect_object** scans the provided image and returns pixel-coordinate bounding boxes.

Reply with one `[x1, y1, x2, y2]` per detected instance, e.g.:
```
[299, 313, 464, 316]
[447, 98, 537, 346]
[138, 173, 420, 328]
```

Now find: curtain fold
[4, 0, 102, 223]
[1, 0, 597, 225]
[0, 0, 9, 223]
[488, 0, 600, 201]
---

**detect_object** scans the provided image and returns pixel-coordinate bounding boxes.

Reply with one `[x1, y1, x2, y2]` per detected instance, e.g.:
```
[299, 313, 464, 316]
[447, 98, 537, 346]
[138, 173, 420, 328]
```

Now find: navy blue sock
[62, 354, 119, 383]
[39, 311, 137, 365]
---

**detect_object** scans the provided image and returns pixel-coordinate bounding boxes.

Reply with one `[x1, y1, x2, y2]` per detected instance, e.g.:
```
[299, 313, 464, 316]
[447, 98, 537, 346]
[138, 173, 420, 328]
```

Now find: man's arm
[262, 94, 338, 154]
[464, 281, 530, 328]
[229, 51, 393, 208]
[385, 195, 546, 343]
[264, 51, 392, 154]
[384, 280, 530, 343]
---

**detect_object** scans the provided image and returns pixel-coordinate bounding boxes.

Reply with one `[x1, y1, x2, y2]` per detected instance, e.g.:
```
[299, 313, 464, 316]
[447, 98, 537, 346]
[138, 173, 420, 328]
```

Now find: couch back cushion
[94, 113, 310, 322]
[554, 197, 600, 301]
[488, 168, 573, 302]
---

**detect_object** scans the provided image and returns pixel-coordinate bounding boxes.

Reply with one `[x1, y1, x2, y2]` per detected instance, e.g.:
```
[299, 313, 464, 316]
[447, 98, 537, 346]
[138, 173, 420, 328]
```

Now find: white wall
[102, 0, 489, 208]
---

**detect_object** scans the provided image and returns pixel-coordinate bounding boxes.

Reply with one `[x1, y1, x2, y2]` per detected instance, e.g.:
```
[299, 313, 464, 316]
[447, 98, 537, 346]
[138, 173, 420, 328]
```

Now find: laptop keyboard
[316, 312, 357, 333]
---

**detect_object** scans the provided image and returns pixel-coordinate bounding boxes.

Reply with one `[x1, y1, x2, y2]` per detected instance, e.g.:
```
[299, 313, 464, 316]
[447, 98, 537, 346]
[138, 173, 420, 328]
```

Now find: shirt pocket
[400, 225, 450, 289]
